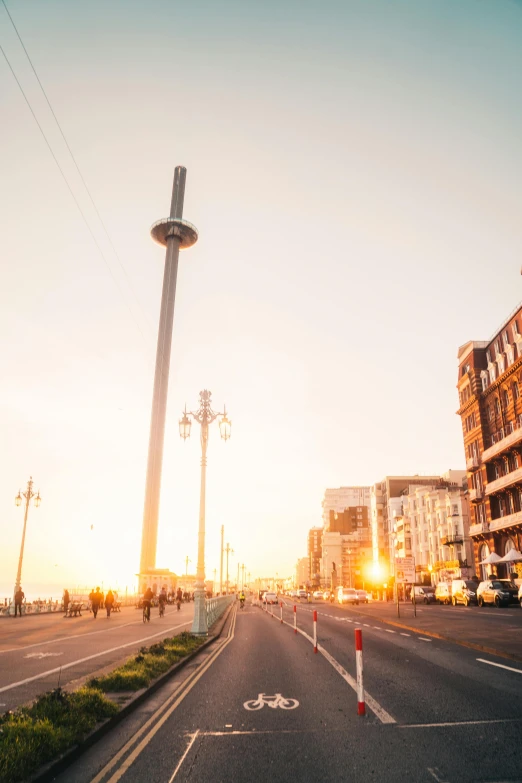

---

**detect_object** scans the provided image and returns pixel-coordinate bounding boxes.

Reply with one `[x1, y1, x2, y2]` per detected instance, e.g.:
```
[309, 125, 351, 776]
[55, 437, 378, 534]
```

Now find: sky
[1, 0, 522, 596]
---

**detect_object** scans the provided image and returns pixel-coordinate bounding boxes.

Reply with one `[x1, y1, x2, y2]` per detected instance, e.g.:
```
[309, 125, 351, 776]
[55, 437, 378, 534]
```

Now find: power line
[1, 0, 153, 336]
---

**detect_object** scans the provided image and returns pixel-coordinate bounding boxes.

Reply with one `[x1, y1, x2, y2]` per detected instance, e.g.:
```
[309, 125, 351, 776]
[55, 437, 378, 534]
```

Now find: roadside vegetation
[0, 631, 204, 783]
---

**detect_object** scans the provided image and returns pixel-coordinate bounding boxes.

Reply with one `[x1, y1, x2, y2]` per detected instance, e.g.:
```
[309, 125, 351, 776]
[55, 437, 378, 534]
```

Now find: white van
[434, 582, 452, 605]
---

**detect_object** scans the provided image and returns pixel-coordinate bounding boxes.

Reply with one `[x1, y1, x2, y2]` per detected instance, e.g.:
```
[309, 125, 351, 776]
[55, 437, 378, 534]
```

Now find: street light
[13, 477, 41, 613]
[225, 542, 234, 595]
[180, 390, 231, 635]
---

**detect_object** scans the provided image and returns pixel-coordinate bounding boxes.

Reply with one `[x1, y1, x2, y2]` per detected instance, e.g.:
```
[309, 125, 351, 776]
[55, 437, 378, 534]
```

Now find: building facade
[295, 557, 309, 588]
[308, 527, 322, 587]
[457, 304, 522, 580]
[322, 486, 371, 528]
[396, 471, 473, 584]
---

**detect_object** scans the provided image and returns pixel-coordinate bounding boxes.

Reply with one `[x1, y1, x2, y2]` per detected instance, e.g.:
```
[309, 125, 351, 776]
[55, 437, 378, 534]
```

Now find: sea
[0, 582, 136, 604]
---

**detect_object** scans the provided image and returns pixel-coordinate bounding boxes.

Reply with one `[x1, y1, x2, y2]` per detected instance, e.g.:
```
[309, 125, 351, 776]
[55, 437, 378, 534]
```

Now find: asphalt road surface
[52, 599, 522, 783]
[0, 603, 194, 711]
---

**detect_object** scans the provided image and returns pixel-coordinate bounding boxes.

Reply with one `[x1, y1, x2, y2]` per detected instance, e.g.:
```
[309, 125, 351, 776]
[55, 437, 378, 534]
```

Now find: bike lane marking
[0, 621, 191, 694]
[243, 694, 299, 710]
[273, 609, 395, 724]
[476, 658, 522, 675]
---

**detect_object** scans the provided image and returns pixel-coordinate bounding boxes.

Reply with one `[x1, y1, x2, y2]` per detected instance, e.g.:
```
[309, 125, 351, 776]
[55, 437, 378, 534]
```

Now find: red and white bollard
[293, 604, 297, 634]
[280, 601, 283, 623]
[355, 629, 365, 716]
[313, 610, 318, 653]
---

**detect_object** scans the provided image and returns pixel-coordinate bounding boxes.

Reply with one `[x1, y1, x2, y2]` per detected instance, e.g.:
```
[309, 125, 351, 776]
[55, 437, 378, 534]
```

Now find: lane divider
[355, 629, 365, 716]
[257, 601, 395, 724]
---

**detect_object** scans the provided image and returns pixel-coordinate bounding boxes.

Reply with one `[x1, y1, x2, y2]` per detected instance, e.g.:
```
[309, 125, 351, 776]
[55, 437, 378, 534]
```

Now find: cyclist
[176, 587, 183, 611]
[158, 587, 167, 617]
[142, 586, 153, 622]
[239, 590, 245, 609]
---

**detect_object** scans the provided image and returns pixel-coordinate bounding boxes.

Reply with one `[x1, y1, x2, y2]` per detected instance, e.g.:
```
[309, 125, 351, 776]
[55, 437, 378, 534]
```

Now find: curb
[30, 602, 235, 783]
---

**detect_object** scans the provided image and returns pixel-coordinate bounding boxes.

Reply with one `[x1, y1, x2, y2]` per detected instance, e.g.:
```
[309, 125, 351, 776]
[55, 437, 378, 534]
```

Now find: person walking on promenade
[91, 587, 102, 619]
[14, 586, 24, 617]
[63, 589, 70, 616]
[105, 589, 114, 618]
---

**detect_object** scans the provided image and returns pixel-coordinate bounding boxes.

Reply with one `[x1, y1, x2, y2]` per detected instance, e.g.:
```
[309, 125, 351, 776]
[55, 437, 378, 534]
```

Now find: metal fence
[205, 595, 235, 627]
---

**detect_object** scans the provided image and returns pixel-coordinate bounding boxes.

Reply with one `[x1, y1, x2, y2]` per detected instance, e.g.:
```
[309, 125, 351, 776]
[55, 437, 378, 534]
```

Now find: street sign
[395, 556, 415, 584]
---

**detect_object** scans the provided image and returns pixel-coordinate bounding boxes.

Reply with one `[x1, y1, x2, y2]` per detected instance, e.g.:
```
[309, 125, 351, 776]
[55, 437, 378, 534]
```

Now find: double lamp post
[12, 477, 41, 614]
[179, 390, 231, 635]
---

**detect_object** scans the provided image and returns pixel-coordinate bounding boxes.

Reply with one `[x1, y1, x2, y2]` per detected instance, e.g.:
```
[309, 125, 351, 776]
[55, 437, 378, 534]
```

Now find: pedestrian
[91, 586, 102, 619]
[14, 586, 24, 617]
[105, 589, 114, 618]
[63, 588, 70, 616]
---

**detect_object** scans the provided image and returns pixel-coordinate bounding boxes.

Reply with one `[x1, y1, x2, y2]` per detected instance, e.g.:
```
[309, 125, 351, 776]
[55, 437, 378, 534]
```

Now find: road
[52, 598, 522, 783]
[0, 603, 194, 711]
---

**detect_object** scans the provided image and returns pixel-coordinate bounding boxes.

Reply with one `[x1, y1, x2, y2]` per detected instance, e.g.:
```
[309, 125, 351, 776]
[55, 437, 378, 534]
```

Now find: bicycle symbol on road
[243, 693, 299, 710]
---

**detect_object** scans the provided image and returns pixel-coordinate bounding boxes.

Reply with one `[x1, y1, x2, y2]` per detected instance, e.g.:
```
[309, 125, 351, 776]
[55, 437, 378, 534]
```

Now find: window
[495, 398, 501, 416]
[514, 381, 519, 400]
[495, 341, 500, 357]
[488, 405, 493, 421]
[503, 390, 510, 408]
[514, 320, 520, 336]
[486, 349, 492, 364]
[504, 329, 510, 347]
[481, 372, 489, 391]
[498, 355, 505, 374]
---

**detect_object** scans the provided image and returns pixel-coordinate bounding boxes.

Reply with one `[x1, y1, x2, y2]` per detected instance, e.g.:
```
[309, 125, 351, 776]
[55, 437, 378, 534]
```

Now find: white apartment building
[393, 470, 474, 583]
[322, 486, 371, 528]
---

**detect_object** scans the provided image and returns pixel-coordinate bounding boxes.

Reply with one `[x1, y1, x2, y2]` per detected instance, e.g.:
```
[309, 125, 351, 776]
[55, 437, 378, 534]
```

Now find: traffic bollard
[355, 629, 365, 716]
[280, 601, 283, 623]
[313, 610, 318, 653]
[293, 604, 297, 634]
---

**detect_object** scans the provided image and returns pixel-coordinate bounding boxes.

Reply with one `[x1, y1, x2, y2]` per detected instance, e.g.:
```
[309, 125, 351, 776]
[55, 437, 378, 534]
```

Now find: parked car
[312, 590, 323, 600]
[263, 592, 278, 605]
[297, 589, 308, 600]
[356, 589, 369, 603]
[435, 582, 452, 605]
[290, 590, 298, 598]
[337, 587, 359, 605]
[451, 579, 478, 606]
[411, 586, 436, 605]
[476, 579, 519, 607]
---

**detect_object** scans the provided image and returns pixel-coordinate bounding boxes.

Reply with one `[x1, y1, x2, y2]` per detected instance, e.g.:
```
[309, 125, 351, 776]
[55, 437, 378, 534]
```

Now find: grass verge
[0, 631, 204, 783]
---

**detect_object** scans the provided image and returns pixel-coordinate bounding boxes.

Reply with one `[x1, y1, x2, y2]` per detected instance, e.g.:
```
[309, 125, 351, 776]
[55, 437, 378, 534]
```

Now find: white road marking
[278, 616, 395, 724]
[244, 693, 299, 710]
[427, 767, 449, 783]
[363, 624, 370, 627]
[477, 658, 522, 675]
[0, 621, 191, 694]
[400, 633, 411, 637]
[24, 652, 63, 659]
[385, 629, 396, 634]
[168, 730, 200, 782]
[400, 718, 522, 728]
[373, 626, 381, 630]
[418, 637, 432, 642]
[0, 619, 142, 654]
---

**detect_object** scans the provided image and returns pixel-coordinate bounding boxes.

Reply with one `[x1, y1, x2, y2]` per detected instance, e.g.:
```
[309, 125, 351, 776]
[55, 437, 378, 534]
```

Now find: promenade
[0, 603, 194, 711]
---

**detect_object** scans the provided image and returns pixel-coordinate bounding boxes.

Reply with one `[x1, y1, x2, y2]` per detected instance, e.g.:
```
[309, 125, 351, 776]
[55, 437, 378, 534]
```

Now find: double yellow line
[91, 607, 237, 783]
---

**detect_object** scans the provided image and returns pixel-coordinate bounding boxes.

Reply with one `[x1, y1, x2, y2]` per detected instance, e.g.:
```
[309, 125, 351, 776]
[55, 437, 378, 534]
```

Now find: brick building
[307, 527, 322, 586]
[457, 302, 522, 580]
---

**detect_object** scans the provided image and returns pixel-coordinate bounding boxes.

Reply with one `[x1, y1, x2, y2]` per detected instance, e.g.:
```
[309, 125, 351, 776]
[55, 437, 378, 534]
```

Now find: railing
[205, 595, 234, 628]
[469, 487, 484, 502]
[466, 455, 480, 470]
[489, 509, 522, 532]
[485, 465, 522, 495]
[482, 416, 522, 462]
[441, 535, 463, 546]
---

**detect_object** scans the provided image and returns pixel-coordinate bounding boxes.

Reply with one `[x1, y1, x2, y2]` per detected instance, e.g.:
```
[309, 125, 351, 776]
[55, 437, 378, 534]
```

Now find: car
[290, 590, 297, 598]
[476, 579, 519, 607]
[296, 589, 308, 600]
[322, 591, 332, 601]
[263, 592, 278, 605]
[451, 579, 479, 606]
[337, 587, 359, 605]
[435, 582, 452, 605]
[411, 586, 436, 605]
[312, 590, 323, 600]
[356, 589, 369, 603]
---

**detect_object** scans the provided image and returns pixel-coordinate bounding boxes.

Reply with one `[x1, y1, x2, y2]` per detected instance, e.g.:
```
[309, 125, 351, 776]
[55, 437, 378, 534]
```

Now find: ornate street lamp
[180, 390, 231, 634]
[13, 477, 41, 614]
